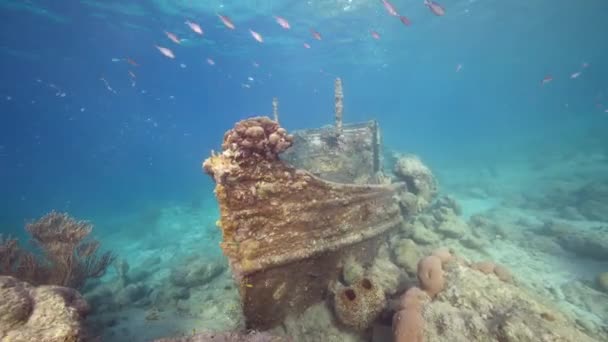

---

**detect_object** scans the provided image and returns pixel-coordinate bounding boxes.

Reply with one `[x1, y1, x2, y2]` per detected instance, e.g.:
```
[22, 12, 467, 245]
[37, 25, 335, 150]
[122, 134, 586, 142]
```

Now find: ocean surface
[1, 1, 607, 341]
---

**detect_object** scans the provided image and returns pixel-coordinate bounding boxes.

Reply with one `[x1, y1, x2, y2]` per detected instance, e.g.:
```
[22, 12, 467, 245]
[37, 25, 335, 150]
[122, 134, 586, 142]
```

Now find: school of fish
[145, 1, 595, 95]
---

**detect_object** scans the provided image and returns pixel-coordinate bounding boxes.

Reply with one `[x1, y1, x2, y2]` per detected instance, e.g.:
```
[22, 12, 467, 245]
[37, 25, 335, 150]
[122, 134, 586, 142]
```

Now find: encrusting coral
[0, 211, 115, 290]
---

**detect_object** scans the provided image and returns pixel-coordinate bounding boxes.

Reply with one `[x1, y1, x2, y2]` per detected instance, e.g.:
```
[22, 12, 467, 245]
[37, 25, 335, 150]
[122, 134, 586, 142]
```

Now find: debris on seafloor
[202, 79, 408, 330]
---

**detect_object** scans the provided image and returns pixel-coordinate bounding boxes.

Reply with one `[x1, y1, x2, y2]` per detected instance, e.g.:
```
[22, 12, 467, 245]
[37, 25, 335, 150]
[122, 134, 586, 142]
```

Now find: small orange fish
[570, 71, 582, 79]
[155, 45, 175, 59]
[541, 75, 553, 85]
[165, 31, 181, 44]
[399, 16, 411, 26]
[249, 29, 263, 43]
[128, 70, 136, 79]
[218, 14, 235, 30]
[303, 42, 311, 49]
[206, 58, 215, 66]
[311, 29, 322, 40]
[370, 31, 380, 39]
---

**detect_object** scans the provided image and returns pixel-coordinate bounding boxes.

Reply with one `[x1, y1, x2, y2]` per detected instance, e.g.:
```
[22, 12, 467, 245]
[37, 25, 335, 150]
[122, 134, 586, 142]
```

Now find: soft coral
[0, 211, 115, 290]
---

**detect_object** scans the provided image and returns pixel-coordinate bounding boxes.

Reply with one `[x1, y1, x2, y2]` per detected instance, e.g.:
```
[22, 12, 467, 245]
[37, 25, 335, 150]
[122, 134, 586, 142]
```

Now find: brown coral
[221, 116, 293, 162]
[333, 277, 386, 330]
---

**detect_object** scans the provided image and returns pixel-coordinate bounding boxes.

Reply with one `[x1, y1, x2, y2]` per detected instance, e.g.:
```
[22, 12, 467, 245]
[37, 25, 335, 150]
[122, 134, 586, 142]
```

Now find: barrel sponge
[417, 255, 445, 298]
[333, 277, 387, 330]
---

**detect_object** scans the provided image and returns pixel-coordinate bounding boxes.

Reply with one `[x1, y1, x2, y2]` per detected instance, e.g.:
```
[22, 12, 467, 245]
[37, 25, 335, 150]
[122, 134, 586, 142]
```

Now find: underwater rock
[541, 222, 608, 261]
[432, 207, 470, 239]
[128, 256, 162, 284]
[367, 244, 402, 295]
[460, 235, 487, 251]
[393, 154, 438, 207]
[154, 331, 289, 342]
[432, 195, 462, 216]
[115, 282, 150, 306]
[272, 303, 362, 342]
[471, 261, 514, 283]
[575, 181, 608, 222]
[342, 256, 365, 286]
[597, 272, 608, 293]
[333, 278, 387, 330]
[436, 220, 468, 239]
[560, 280, 608, 336]
[170, 257, 225, 288]
[203, 116, 406, 329]
[0, 276, 89, 341]
[405, 220, 440, 245]
[83, 284, 115, 313]
[392, 238, 421, 275]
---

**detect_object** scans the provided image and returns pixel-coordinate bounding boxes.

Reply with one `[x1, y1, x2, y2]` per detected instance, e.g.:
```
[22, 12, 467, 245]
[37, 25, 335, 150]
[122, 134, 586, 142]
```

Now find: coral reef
[333, 278, 386, 330]
[422, 261, 598, 341]
[0, 276, 89, 341]
[391, 249, 599, 342]
[0, 211, 115, 290]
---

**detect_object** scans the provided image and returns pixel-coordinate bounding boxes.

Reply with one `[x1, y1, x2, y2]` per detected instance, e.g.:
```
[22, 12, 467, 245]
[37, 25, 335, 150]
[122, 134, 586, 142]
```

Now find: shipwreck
[203, 78, 410, 329]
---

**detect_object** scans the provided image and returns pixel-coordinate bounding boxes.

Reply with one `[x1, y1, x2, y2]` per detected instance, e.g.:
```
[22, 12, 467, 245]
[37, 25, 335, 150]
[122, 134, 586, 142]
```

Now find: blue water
[1, 0, 607, 340]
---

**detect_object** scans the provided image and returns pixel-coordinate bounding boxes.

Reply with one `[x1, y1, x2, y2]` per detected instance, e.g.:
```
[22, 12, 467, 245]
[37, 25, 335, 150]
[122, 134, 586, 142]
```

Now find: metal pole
[334, 78, 343, 136]
[272, 97, 279, 123]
